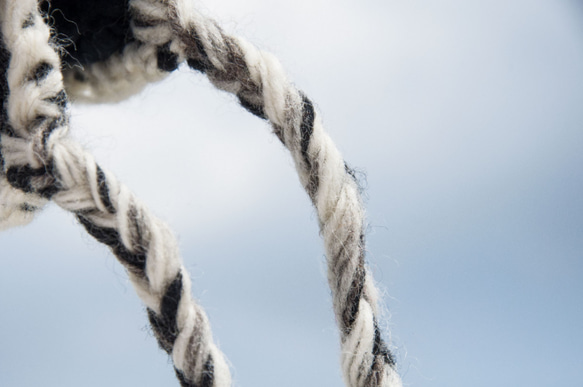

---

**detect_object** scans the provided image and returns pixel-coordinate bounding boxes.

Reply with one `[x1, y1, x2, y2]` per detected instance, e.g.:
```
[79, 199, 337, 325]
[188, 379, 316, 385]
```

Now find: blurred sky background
[1, 0, 582, 386]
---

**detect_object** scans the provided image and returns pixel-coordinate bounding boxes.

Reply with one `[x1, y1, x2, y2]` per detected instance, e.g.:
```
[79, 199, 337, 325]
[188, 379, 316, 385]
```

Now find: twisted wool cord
[0, 1, 403, 386]
[0, 1, 230, 385]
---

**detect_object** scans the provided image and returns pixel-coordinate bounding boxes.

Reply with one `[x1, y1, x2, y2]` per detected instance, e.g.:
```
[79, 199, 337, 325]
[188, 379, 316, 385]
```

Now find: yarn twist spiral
[0, 1, 402, 386]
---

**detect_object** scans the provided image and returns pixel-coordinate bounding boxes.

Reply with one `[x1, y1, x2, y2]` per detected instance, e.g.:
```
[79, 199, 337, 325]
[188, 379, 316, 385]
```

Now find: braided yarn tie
[0, 0, 403, 386]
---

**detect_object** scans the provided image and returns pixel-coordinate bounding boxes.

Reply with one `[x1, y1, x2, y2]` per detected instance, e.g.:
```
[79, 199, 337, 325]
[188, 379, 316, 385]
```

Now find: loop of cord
[0, 1, 402, 386]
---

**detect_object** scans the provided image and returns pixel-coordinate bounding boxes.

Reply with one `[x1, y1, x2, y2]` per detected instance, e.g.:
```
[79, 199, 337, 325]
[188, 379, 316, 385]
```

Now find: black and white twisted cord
[1, 2, 230, 385]
[0, 1, 402, 386]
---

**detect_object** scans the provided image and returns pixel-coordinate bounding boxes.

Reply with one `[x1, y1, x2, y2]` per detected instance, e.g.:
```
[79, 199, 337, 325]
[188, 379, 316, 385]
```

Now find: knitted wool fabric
[0, 1, 403, 386]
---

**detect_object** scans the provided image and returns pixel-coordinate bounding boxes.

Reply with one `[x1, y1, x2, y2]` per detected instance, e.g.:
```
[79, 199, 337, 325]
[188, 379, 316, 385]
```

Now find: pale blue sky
[1, 0, 582, 386]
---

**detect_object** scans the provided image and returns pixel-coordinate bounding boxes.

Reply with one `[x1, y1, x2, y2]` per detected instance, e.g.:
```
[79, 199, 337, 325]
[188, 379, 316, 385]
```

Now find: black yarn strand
[96, 165, 116, 214]
[27, 61, 53, 84]
[185, 27, 212, 73]
[237, 95, 267, 120]
[76, 215, 147, 272]
[157, 41, 180, 72]
[299, 93, 319, 197]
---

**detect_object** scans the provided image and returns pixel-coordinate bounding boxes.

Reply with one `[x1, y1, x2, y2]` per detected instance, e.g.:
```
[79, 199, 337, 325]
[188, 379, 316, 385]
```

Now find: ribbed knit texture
[0, 1, 402, 386]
